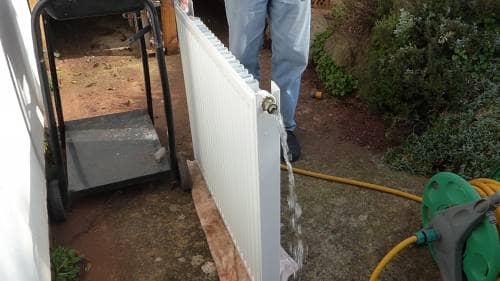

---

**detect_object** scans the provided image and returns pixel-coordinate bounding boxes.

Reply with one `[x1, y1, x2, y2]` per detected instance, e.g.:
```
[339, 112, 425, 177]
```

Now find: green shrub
[330, 2, 348, 29]
[361, 0, 500, 178]
[386, 87, 500, 179]
[311, 31, 358, 97]
[51, 246, 82, 281]
[386, 119, 499, 179]
[364, 2, 499, 124]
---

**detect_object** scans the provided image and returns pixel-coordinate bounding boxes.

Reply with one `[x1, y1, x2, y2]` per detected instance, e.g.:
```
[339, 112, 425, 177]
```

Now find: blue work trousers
[224, 0, 311, 131]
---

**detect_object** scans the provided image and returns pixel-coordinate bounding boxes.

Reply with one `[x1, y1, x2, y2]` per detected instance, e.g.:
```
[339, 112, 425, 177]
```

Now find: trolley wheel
[47, 180, 66, 222]
[177, 152, 192, 192]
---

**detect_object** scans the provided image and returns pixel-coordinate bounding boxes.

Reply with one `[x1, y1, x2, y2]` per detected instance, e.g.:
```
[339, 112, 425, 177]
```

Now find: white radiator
[175, 5, 281, 281]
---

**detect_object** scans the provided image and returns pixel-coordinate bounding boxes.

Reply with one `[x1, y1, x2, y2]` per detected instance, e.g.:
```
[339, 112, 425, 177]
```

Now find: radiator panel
[175, 7, 280, 281]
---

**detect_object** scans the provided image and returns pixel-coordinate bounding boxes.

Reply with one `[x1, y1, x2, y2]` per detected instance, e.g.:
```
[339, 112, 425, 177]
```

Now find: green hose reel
[422, 172, 500, 281]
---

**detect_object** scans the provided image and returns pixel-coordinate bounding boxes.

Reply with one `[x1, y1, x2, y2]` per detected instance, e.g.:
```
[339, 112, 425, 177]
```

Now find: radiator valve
[262, 96, 278, 114]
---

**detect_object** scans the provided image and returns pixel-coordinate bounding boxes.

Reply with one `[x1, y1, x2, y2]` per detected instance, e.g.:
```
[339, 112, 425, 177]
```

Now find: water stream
[276, 114, 305, 278]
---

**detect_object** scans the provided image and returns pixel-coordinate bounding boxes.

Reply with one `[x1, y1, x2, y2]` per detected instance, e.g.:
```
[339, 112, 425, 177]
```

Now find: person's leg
[224, 0, 268, 81]
[269, 0, 310, 131]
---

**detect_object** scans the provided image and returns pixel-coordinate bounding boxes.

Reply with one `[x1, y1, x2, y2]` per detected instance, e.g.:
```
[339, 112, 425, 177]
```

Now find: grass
[51, 246, 82, 281]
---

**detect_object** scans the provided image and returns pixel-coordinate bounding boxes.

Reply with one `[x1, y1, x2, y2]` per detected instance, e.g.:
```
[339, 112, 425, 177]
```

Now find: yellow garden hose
[368, 236, 418, 281]
[281, 164, 500, 280]
[281, 165, 423, 203]
[469, 178, 500, 229]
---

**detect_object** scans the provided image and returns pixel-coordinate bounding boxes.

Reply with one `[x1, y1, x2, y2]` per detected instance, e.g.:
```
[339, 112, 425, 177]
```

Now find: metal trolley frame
[31, 0, 191, 221]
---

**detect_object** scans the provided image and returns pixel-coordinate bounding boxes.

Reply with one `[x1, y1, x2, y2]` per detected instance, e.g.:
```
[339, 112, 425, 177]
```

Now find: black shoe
[281, 130, 301, 162]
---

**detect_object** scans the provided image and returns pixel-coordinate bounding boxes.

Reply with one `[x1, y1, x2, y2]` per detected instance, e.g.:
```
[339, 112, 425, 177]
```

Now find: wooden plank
[188, 161, 251, 281]
[160, 0, 179, 55]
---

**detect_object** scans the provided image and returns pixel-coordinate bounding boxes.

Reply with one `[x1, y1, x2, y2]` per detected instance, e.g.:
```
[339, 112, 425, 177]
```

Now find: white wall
[0, 0, 51, 280]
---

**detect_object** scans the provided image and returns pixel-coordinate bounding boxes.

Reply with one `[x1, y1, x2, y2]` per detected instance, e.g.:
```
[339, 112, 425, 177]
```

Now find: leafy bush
[311, 31, 358, 97]
[359, 0, 500, 178]
[364, 0, 499, 122]
[330, 2, 348, 29]
[51, 246, 82, 281]
[318, 0, 499, 177]
[386, 83, 500, 179]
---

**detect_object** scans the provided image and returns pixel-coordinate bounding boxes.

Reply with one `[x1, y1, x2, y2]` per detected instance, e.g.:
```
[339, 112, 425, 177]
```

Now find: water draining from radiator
[276, 114, 305, 278]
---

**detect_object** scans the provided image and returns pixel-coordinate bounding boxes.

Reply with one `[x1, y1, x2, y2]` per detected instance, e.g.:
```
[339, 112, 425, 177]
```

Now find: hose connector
[415, 228, 440, 245]
[262, 96, 278, 114]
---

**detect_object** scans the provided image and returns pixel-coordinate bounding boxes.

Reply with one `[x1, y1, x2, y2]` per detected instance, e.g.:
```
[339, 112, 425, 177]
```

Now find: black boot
[281, 130, 301, 162]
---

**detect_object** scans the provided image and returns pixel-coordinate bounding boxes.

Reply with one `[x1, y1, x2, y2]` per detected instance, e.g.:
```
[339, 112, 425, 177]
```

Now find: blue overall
[224, 0, 311, 131]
